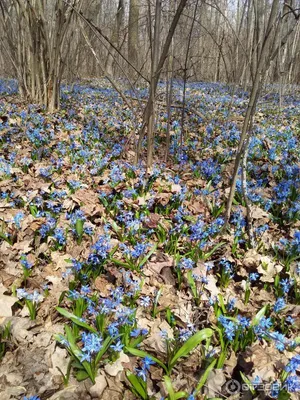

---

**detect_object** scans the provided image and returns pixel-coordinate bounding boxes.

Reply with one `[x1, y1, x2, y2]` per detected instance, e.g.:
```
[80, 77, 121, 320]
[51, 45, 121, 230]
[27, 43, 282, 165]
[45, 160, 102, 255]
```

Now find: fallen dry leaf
[257, 256, 283, 282]
[0, 285, 18, 317]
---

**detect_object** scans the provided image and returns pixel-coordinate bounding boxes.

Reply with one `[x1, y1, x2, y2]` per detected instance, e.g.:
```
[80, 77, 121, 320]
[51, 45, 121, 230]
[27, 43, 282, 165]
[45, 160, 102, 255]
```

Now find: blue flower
[53, 228, 66, 245]
[208, 295, 217, 305]
[198, 158, 221, 184]
[16, 288, 29, 299]
[16, 289, 43, 304]
[273, 297, 286, 313]
[71, 259, 83, 273]
[284, 375, 300, 392]
[142, 356, 155, 371]
[28, 291, 43, 304]
[106, 164, 124, 184]
[285, 355, 300, 373]
[84, 226, 94, 236]
[130, 328, 142, 337]
[227, 298, 236, 312]
[237, 316, 250, 329]
[66, 209, 86, 223]
[252, 376, 261, 387]
[56, 334, 70, 348]
[249, 273, 259, 282]
[13, 212, 24, 229]
[39, 167, 52, 179]
[131, 242, 150, 258]
[206, 217, 224, 236]
[90, 235, 111, 259]
[136, 367, 147, 381]
[68, 180, 81, 190]
[140, 296, 151, 307]
[40, 217, 56, 238]
[20, 255, 32, 270]
[110, 340, 124, 352]
[178, 327, 194, 341]
[280, 278, 294, 294]
[255, 224, 269, 236]
[190, 218, 205, 241]
[270, 381, 281, 398]
[219, 258, 234, 277]
[81, 285, 91, 295]
[218, 316, 237, 340]
[107, 323, 119, 338]
[268, 331, 289, 351]
[80, 332, 102, 361]
[259, 316, 273, 329]
[178, 257, 194, 270]
[286, 316, 295, 325]
[290, 231, 300, 253]
[23, 396, 40, 400]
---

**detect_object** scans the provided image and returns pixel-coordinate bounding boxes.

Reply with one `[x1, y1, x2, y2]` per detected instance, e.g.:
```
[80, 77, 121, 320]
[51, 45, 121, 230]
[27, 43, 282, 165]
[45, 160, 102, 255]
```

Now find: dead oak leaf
[243, 249, 261, 269]
[204, 274, 220, 298]
[241, 342, 288, 382]
[143, 319, 174, 355]
[155, 192, 172, 206]
[186, 201, 207, 215]
[171, 184, 181, 193]
[144, 213, 161, 229]
[12, 239, 33, 253]
[257, 256, 283, 282]
[51, 252, 72, 271]
[0, 285, 18, 317]
[144, 255, 173, 276]
[250, 205, 270, 220]
[94, 276, 112, 297]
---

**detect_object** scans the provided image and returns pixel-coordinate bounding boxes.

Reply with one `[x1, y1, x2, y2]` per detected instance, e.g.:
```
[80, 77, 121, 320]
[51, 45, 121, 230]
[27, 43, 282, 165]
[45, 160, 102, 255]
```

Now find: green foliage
[0, 322, 11, 361]
[126, 328, 213, 376]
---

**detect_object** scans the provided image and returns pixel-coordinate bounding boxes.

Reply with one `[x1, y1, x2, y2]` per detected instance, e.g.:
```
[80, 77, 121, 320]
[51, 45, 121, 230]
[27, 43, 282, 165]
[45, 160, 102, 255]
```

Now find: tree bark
[128, 0, 139, 69]
[224, 0, 280, 226]
[136, 0, 188, 167]
[0, 0, 76, 111]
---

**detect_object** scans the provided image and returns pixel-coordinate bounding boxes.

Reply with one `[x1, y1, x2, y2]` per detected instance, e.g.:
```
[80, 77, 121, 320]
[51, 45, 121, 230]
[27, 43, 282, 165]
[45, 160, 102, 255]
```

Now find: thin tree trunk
[224, 0, 280, 226]
[128, 0, 139, 69]
[79, 19, 131, 108]
[136, 0, 188, 166]
[146, 0, 161, 171]
[165, 37, 175, 163]
[180, 0, 199, 146]
[106, 0, 124, 77]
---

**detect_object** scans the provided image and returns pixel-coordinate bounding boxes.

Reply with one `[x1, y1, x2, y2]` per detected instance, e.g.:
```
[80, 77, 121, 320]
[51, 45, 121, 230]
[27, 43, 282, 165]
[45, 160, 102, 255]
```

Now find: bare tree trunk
[224, 0, 280, 225]
[128, 0, 139, 69]
[146, 0, 161, 170]
[181, 0, 199, 146]
[78, 18, 131, 108]
[0, 0, 76, 111]
[241, 125, 255, 247]
[224, 0, 299, 226]
[136, 0, 188, 167]
[165, 38, 175, 163]
[106, 0, 124, 77]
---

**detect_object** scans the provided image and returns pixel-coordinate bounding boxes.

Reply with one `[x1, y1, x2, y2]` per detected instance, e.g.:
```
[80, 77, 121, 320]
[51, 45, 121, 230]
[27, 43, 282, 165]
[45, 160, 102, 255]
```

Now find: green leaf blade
[125, 347, 168, 374]
[170, 328, 213, 370]
[56, 307, 97, 333]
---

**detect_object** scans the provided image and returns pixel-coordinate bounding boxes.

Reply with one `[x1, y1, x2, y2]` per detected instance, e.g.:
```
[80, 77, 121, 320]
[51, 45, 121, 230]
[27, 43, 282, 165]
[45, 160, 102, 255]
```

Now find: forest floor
[0, 79, 300, 400]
